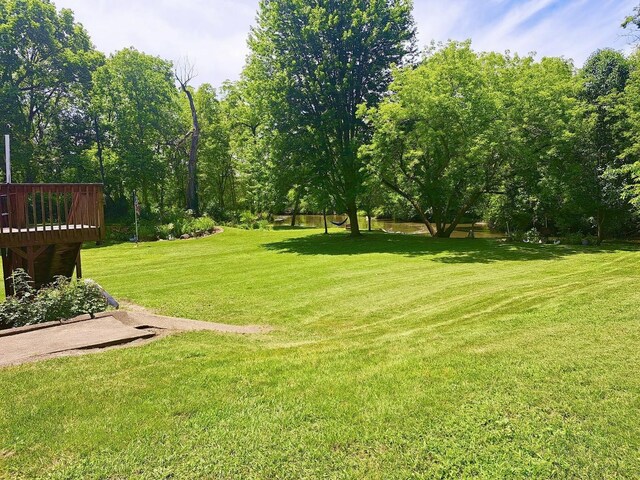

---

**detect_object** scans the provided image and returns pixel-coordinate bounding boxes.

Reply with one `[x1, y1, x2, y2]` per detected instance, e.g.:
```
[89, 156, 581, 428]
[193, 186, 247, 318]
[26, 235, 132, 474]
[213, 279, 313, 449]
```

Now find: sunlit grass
[1, 228, 639, 478]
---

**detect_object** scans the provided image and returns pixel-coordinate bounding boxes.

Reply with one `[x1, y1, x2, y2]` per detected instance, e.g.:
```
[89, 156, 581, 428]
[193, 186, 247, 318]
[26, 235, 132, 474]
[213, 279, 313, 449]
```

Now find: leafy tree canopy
[247, 0, 416, 235]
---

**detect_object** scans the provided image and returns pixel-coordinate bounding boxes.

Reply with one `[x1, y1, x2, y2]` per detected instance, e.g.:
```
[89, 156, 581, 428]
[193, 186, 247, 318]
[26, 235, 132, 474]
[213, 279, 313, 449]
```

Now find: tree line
[2, 0, 640, 242]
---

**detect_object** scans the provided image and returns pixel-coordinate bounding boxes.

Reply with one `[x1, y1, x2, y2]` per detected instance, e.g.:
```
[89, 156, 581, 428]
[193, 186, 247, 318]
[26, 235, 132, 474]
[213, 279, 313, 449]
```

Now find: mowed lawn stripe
[1, 228, 639, 478]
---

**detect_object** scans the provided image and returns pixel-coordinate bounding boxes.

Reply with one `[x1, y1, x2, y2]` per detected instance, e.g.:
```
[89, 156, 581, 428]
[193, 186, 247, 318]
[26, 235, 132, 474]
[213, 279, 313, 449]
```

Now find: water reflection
[273, 215, 502, 239]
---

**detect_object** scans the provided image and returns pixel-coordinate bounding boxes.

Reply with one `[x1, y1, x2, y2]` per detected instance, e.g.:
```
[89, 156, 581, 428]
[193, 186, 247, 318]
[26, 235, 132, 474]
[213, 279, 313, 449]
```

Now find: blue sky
[54, 0, 637, 87]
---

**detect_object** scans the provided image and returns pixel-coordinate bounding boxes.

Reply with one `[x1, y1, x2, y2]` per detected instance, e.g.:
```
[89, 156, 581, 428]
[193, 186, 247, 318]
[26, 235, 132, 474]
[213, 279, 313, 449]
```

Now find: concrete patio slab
[0, 316, 154, 367]
[0, 310, 271, 367]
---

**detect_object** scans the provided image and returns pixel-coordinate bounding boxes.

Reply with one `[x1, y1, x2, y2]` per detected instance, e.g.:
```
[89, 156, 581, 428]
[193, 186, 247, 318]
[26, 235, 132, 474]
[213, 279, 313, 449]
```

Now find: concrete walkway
[0, 311, 269, 367]
[112, 310, 267, 334]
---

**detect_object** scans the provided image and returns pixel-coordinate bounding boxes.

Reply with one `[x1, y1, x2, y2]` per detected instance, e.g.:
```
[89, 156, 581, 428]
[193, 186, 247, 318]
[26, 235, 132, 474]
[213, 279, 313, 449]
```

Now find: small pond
[273, 214, 503, 239]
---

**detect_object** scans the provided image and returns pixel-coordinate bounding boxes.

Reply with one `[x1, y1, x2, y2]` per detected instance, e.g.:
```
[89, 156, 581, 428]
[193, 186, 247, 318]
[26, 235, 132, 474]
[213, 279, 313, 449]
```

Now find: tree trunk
[290, 197, 300, 227]
[94, 117, 106, 188]
[367, 212, 372, 232]
[159, 183, 165, 221]
[182, 87, 199, 215]
[596, 209, 605, 245]
[440, 193, 482, 238]
[323, 210, 328, 234]
[380, 178, 435, 236]
[346, 200, 360, 237]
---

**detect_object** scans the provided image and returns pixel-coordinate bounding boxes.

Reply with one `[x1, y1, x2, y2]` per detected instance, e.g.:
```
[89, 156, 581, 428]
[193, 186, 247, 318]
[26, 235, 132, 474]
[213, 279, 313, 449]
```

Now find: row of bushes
[0, 270, 108, 330]
[105, 210, 277, 243]
[106, 214, 218, 242]
[156, 216, 216, 240]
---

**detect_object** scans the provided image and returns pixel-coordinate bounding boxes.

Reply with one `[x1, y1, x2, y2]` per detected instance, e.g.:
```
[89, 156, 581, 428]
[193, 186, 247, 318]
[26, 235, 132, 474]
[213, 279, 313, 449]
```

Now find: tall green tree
[362, 42, 513, 237]
[227, 62, 318, 217]
[486, 56, 583, 235]
[91, 48, 180, 211]
[576, 49, 631, 244]
[195, 84, 236, 215]
[618, 50, 640, 213]
[0, 0, 101, 181]
[246, 0, 415, 235]
[219, 78, 275, 214]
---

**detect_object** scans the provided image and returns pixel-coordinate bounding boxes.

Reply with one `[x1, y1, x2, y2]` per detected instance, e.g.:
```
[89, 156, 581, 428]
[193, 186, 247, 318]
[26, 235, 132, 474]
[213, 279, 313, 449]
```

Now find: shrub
[522, 228, 543, 244]
[108, 212, 216, 243]
[234, 211, 271, 230]
[185, 216, 215, 236]
[0, 269, 38, 329]
[506, 230, 523, 242]
[561, 233, 599, 246]
[169, 215, 215, 237]
[105, 224, 133, 242]
[562, 233, 585, 245]
[239, 211, 256, 228]
[0, 269, 108, 330]
[137, 220, 158, 241]
[256, 219, 271, 230]
[582, 234, 598, 245]
[156, 223, 175, 240]
[507, 228, 543, 244]
[106, 222, 155, 242]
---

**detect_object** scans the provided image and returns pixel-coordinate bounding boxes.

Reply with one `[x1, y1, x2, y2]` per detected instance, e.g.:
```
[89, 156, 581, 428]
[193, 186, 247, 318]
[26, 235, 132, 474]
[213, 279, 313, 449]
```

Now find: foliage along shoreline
[3, 0, 640, 243]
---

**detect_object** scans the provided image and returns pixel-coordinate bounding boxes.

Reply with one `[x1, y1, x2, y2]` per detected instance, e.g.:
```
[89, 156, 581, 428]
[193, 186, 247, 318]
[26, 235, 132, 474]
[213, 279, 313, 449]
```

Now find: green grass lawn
[1, 228, 640, 479]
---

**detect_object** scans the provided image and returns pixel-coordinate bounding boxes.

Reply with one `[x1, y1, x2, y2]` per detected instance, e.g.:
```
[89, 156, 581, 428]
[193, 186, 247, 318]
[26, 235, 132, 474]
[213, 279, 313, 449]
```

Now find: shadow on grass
[262, 232, 639, 263]
[82, 240, 128, 250]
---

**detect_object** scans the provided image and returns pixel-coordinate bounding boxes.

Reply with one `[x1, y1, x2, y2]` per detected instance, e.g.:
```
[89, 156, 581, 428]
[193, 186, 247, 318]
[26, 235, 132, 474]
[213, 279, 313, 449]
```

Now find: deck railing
[0, 183, 105, 247]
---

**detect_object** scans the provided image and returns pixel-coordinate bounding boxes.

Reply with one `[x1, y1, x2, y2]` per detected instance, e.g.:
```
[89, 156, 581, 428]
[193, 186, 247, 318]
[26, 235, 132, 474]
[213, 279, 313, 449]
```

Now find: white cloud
[413, 0, 637, 66]
[53, 0, 259, 87]
[53, 0, 639, 87]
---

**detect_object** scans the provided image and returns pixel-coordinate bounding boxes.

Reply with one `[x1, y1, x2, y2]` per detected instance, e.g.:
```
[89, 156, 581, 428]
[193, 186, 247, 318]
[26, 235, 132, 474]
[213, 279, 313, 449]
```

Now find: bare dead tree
[175, 58, 200, 215]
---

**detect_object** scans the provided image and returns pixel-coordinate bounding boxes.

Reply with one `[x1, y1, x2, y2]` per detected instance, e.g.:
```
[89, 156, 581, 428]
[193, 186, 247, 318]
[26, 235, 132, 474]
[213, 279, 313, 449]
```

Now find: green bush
[561, 233, 599, 245]
[507, 228, 543, 244]
[583, 234, 598, 245]
[0, 269, 39, 329]
[105, 224, 133, 242]
[106, 222, 155, 242]
[522, 228, 542, 244]
[0, 269, 108, 330]
[108, 213, 216, 243]
[183, 216, 215, 236]
[234, 211, 271, 230]
[241, 211, 255, 223]
[137, 220, 158, 241]
[562, 233, 585, 245]
[256, 219, 271, 230]
[156, 223, 175, 240]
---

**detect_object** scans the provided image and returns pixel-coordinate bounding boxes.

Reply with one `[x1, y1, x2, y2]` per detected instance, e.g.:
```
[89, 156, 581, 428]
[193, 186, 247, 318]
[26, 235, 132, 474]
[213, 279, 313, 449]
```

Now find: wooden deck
[0, 184, 105, 293]
[0, 183, 104, 248]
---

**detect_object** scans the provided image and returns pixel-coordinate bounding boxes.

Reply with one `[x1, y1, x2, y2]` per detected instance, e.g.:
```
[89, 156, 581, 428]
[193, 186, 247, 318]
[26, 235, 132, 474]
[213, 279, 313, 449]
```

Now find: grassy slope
[1, 228, 639, 479]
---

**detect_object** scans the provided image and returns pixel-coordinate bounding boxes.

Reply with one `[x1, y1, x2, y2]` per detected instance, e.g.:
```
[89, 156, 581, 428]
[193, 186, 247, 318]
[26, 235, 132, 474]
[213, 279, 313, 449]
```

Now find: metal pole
[4, 134, 10, 183]
[133, 191, 139, 246]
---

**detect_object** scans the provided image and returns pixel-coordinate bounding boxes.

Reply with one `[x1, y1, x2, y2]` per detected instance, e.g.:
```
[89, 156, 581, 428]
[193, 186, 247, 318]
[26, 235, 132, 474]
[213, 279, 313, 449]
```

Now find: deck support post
[26, 246, 35, 282]
[75, 249, 82, 279]
[2, 248, 11, 295]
